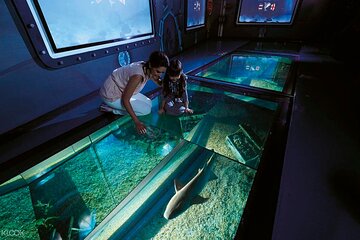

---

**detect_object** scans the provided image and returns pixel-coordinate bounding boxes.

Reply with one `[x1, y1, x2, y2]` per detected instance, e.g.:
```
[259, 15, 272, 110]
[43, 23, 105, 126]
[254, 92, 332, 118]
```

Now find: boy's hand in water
[135, 121, 147, 135]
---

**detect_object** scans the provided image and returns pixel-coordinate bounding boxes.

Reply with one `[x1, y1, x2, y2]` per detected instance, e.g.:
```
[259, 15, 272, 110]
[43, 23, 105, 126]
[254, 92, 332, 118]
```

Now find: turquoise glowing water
[194, 52, 293, 92]
[0, 83, 277, 240]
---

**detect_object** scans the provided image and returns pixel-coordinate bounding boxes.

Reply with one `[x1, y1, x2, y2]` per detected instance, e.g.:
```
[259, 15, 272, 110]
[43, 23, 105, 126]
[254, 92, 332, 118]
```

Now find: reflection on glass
[185, 84, 277, 169]
[195, 53, 293, 92]
[93, 123, 180, 203]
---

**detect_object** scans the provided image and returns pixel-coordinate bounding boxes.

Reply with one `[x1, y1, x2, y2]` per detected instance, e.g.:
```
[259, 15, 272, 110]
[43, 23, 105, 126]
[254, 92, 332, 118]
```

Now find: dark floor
[272, 48, 360, 240]
[1, 39, 360, 239]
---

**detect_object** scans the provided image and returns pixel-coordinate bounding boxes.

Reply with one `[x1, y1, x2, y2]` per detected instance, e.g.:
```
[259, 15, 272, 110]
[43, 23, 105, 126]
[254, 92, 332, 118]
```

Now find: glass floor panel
[0, 121, 180, 240]
[187, 84, 277, 169]
[140, 84, 278, 169]
[0, 82, 279, 240]
[91, 141, 255, 240]
[191, 52, 294, 92]
[0, 186, 38, 238]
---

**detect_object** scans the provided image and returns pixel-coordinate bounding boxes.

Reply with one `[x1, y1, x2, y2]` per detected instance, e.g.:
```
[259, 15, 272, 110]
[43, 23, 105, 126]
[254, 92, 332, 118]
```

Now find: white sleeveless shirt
[99, 61, 149, 101]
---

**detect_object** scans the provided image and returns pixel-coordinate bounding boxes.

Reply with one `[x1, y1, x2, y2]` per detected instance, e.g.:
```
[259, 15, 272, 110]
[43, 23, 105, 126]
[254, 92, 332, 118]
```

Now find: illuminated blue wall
[0, 0, 343, 135]
[0, 0, 206, 134]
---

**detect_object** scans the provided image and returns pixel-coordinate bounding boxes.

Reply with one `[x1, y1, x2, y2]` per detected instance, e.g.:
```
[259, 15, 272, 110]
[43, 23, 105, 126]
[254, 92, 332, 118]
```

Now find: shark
[163, 151, 217, 220]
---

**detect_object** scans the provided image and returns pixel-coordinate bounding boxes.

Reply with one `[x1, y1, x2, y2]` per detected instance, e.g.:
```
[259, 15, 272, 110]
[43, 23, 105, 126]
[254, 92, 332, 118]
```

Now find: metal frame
[186, 49, 299, 97]
[10, 0, 157, 69]
[235, 0, 301, 25]
[185, 0, 207, 31]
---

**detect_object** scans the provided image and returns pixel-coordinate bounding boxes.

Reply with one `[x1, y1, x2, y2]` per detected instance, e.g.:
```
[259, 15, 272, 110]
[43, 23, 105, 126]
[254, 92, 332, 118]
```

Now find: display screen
[237, 0, 299, 25]
[11, 0, 156, 68]
[35, 0, 154, 52]
[186, 0, 206, 30]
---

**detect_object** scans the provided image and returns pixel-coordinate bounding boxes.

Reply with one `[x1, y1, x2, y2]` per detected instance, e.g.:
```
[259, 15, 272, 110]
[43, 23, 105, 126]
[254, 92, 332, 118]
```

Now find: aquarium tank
[0, 83, 280, 239]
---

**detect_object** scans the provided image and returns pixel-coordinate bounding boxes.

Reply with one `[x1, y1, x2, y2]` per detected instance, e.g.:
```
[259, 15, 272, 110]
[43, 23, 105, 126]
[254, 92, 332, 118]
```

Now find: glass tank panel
[185, 84, 277, 169]
[0, 187, 38, 239]
[92, 122, 181, 204]
[90, 141, 256, 240]
[138, 83, 277, 169]
[0, 122, 180, 240]
[0, 82, 279, 239]
[194, 53, 293, 92]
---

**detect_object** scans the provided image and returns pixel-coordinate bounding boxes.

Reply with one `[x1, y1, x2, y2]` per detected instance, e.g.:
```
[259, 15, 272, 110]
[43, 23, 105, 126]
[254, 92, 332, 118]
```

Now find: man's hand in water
[135, 121, 147, 135]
